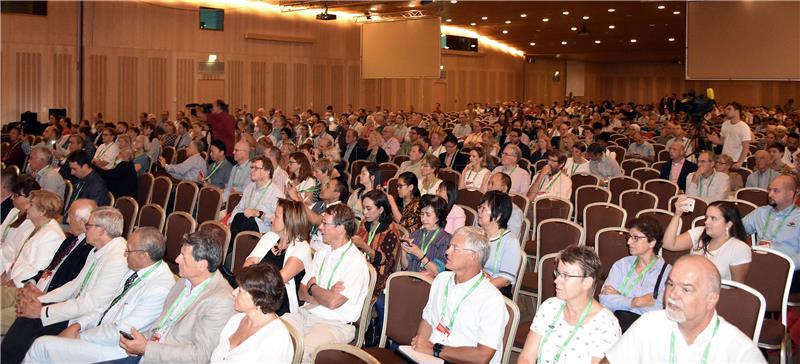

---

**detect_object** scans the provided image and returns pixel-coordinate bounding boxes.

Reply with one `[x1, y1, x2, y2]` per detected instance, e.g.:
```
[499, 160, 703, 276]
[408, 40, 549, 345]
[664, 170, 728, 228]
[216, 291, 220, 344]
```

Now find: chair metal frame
[353, 264, 378, 348]
[114, 196, 140, 239]
[173, 180, 199, 215]
[377, 272, 433, 348]
[230, 231, 263, 275]
[282, 317, 304, 364]
[573, 185, 611, 221]
[198, 220, 232, 263]
[312, 343, 380, 364]
[751, 246, 795, 364]
[501, 297, 521, 364]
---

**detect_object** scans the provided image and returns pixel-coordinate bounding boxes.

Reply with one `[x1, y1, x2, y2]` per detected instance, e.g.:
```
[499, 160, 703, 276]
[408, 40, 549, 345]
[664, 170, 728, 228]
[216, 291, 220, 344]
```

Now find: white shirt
[687, 227, 752, 281]
[462, 167, 490, 190]
[3, 218, 65, 287]
[38, 237, 130, 326]
[606, 310, 766, 363]
[531, 297, 621, 363]
[531, 171, 572, 201]
[0, 209, 34, 267]
[228, 180, 285, 233]
[720, 120, 752, 162]
[94, 142, 119, 167]
[563, 158, 591, 176]
[247, 232, 313, 313]
[685, 171, 730, 203]
[300, 241, 369, 323]
[419, 178, 442, 196]
[422, 271, 507, 364]
[210, 313, 294, 363]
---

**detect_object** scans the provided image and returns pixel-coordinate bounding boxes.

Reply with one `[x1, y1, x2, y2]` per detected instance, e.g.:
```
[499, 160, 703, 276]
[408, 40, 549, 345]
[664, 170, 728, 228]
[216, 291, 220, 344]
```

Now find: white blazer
[3, 218, 65, 287]
[246, 232, 313, 313]
[0, 209, 35, 266]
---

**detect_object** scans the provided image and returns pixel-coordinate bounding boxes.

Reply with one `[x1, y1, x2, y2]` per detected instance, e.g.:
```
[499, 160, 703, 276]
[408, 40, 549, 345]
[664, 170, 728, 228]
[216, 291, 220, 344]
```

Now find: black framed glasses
[622, 232, 649, 242]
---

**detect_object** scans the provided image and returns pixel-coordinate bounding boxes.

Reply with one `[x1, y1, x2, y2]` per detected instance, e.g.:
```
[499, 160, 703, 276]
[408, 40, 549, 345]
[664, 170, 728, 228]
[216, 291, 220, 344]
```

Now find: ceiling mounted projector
[317, 4, 336, 20]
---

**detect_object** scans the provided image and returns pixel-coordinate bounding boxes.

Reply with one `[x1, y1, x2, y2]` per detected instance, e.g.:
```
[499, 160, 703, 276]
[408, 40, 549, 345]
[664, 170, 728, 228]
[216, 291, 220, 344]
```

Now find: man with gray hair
[25, 227, 176, 363]
[409, 226, 508, 363]
[2, 206, 129, 364]
[28, 146, 65, 198]
[604, 255, 765, 363]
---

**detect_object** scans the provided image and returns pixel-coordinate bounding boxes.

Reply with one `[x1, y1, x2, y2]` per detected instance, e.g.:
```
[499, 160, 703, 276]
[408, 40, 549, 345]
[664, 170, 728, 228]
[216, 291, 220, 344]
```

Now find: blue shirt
[743, 205, 800, 268]
[224, 160, 251, 201]
[600, 256, 671, 315]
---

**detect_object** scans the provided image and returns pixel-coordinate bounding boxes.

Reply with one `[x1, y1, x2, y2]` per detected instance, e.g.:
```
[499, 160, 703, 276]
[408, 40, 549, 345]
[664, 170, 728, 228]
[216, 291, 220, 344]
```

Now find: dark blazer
[33, 235, 94, 292]
[1, 196, 12, 222]
[344, 143, 370, 165]
[438, 151, 469, 171]
[660, 159, 698, 192]
[366, 147, 389, 165]
[66, 170, 111, 210]
[93, 160, 138, 200]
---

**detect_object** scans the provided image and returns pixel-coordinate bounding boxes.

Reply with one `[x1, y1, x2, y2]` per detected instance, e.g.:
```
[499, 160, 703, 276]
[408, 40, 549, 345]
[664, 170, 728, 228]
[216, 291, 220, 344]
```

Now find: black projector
[316, 12, 336, 20]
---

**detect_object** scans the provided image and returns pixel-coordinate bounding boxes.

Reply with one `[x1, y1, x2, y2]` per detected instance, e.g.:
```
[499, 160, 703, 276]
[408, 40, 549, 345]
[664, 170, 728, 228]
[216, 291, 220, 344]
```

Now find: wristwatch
[433, 343, 444, 358]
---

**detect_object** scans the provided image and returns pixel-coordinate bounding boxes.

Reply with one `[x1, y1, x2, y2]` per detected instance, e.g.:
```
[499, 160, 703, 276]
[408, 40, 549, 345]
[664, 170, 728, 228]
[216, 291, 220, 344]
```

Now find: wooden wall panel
[293, 63, 307, 110]
[228, 61, 244, 111]
[87, 55, 107, 117]
[176, 58, 194, 112]
[347, 65, 360, 110]
[251, 61, 268, 111]
[16, 52, 42, 115]
[382, 79, 394, 110]
[312, 64, 325, 110]
[272, 62, 287, 112]
[330, 65, 344, 112]
[147, 57, 167, 115]
[118, 55, 138, 122]
[396, 79, 407, 111]
[364, 79, 378, 110]
[53, 54, 72, 110]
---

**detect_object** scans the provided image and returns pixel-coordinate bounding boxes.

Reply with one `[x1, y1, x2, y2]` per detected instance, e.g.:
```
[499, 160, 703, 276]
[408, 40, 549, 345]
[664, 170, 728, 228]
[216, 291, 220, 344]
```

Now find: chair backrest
[692, 215, 706, 228]
[631, 167, 660, 184]
[385, 177, 399, 201]
[173, 181, 199, 214]
[660, 248, 690, 266]
[198, 221, 232, 264]
[354, 264, 378, 348]
[733, 167, 752, 186]
[657, 149, 671, 162]
[313, 344, 379, 364]
[380, 272, 433, 347]
[175, 148, 188, 164]
[161, 146, 176, 164]
[231, 231, 262, 275]
[106, 192, 115, 207]
[137, 173, 155, 207]
[137, 203, 166, 232]
[668, 195, 708, 233]
[718, 280, 766, 343]
[530, 197, 572, 234]
[608, 145, 626, 164]
[511, 254, 528, 303]
[456, 188, 484, 207]
[583, 202, 627, 247]
[114, 196, 139, 239]
[537, 218, 585, 258]
[570, 173, 600, 201]
[392, 155, 409, 165]
[378, 162, 399, 182]
[196, 187, 224, 224]
[620, 159, 647, 176]
[227, 192, 243, 214]
[501, 297, 521, 364]
[595, 227, 630, 280]
[636, 208, 677, 233]
[163, 212, 197, 266]
[608, 176, 641, 204]
[724, 199, 758, 218]
[643, 179, 679, 210]
[509, 193, 529, 217]
[574, 185, 611, 222]
[438, 168, 461, 186]
[460, 204, 477, 227]
[150, 176, 173, 210]
[281, 318, 304, 364]
[735, 187, 769, 208]
[619, 189, 658, 224]
[651, 161, 667, 172]
[350, 160, 368, 185]
[537, 253, 560, 307]
[63, 180, 73, 205]
[746, 247, 794, 322]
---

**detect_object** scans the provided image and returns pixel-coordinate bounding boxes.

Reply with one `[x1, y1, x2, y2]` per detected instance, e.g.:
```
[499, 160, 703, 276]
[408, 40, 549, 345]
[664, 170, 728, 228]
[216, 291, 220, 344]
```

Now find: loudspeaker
[49, 108, 67, 120]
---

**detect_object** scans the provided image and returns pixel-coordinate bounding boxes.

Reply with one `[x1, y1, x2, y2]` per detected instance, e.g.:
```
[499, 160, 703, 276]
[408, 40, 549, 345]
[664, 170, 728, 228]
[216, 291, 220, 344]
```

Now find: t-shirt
[209, 313, 294, 363]
[301, 241, 369, 323]
[720, 120, 752, 162]
[531, 297, 621, 363]
[484, 231, 522, 285]
[687, 226, 752, 281]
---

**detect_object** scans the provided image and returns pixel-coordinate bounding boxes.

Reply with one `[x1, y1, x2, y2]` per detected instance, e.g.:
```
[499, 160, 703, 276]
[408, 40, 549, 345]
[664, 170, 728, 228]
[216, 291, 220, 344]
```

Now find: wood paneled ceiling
[279, 1, 686, 63]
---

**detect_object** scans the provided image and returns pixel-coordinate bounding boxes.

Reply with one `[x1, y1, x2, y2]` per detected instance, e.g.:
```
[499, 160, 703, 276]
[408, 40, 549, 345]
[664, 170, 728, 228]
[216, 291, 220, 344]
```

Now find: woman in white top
[437, 180, 465, 235]
[243, 199, 312, 315]
[286, 152, 316, 204]
[662, 197, 751, 282]
[564, 142, 592, 176]
[418, 155, 443, 196]
[519, 245, 621, 364]
[0, 175, 39, 266]
[1, 190, 65, 288]
[210, 262, 294, 363]
[459, 147, 491, 191]
[480, 131, 500, 158]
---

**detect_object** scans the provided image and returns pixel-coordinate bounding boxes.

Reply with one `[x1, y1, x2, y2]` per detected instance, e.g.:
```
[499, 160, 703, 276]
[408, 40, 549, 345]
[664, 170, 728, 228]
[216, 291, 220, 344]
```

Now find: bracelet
[306, 283, 317, 297]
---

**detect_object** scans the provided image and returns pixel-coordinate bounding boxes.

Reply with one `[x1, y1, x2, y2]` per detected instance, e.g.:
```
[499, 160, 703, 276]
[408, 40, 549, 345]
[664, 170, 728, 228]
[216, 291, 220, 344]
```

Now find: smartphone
[119, 330, 134, 340]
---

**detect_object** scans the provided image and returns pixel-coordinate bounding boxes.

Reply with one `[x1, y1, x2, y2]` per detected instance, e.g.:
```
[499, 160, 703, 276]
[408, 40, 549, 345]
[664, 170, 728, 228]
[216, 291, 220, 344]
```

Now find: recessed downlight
[561, 41, 568, 45]
[673, 11, 681, 14]
[595, 40, 601, 44]
[530, 42, 536, 46]
[562, 11, 570, 15]
[582, 16, 590, 20]
[571, 26, 577, 31]
[609, 25, 616, 29]
[502, 30, 508, 34]
[520, 14, 527, 18]
[481, 16, 488, 20]
[608, 8, 615, 12]
[542, 18, 549, 22]
[505, 20, 511, 24]
[630, 39, 637, 43]
[668, 37, 675, 42]
[658, 5, 666, 9]
[445, 18, 452, 22]
[469, 22, 476, 26]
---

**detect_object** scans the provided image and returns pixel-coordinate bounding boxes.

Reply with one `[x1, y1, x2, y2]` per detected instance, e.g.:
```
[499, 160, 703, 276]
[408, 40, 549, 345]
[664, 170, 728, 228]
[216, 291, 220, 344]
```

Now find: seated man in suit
[108, 230, 235, 364]
[0, 199, 96, 334]
[24, 227, 176, 363]
[659, 141, 697, 192]
[342, 129, 368, 166]
[64, 150, 111, 212]
[438, 134, 469, 171]
[1, 207, 129, 364]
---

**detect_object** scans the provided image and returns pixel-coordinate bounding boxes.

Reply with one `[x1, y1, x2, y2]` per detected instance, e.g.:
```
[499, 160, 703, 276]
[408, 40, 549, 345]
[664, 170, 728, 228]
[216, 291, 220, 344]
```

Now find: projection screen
[361, 17, 441, 79]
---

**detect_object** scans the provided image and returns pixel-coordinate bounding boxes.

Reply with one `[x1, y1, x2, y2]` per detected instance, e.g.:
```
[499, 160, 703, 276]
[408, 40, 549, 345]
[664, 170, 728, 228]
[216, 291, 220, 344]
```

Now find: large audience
[0, 95, 798, 363]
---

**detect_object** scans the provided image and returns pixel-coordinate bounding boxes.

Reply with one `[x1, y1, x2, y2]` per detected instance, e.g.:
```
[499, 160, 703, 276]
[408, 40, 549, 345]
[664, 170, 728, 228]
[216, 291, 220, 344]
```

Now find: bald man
[743, 175, 800, 291]
[604, 255, 765, 363]
[745, 150, 779, 189]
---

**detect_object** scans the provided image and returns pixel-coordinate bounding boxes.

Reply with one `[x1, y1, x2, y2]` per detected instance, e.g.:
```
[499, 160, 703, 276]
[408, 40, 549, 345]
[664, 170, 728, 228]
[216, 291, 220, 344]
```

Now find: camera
[186, 103, 213, 116]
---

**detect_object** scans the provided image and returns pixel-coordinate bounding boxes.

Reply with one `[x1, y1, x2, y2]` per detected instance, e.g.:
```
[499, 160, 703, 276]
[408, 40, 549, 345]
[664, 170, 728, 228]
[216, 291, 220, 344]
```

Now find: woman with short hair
[519, 245, 621, 364]
[399, 195, 451, 276]
[0, 176, 40, 261]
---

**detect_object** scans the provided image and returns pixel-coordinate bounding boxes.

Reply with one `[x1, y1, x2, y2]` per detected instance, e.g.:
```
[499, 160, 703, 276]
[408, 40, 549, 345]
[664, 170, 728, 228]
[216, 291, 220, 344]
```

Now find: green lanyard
[2, 210, 19, 241]
[539, 172, 561, 193]
[570, 162, 580, 175]
[762, 206, 796, 241]
[698, 173, 715, 197]
[505, 166, 517, 176]
[99, 261, 163, 324]
[418, 228, 441, 269]
[491, 230, 510, 273]
[8, 220, 49, 273]
[669, 317, 720, 364]
[246, 181, 272, 209]
[204, 162, 223, 181]
[537, 299, 594, 363]
[448, 149, 460, 168]
[439, 274, 484, 329]
[77, 259, 100, 297]
[154, 274, 213, 335]
[317, 242, 354, 289]
[619, 257, 658, 296]
[366, 223, 380, 247]
[96, 141, 115, 159]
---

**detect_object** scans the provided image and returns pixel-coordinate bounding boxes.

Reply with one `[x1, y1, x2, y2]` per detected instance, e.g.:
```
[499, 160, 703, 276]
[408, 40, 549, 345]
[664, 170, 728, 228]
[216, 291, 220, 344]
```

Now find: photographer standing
[199, 99, 236, 160]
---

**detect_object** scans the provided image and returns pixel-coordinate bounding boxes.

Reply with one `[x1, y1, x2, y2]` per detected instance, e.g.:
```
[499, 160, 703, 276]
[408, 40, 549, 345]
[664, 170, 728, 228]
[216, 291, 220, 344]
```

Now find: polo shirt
[492, 165, 531, 196]
[743, 205, 800, 267]
[300, 241, 369, 323]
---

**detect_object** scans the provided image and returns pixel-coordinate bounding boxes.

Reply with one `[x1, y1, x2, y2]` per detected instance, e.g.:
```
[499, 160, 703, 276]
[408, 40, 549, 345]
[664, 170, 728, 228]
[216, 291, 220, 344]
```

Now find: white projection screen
[687, 1, 800, 80]
[361, 17, 441, 79]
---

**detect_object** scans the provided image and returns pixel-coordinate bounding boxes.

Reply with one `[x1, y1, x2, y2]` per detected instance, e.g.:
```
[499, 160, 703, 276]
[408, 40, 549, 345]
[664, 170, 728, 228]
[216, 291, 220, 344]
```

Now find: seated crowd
[0, 96, 798, 364]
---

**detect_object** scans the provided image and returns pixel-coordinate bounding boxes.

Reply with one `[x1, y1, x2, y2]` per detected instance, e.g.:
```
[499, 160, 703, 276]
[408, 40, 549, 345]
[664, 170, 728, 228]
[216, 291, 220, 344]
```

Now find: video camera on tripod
[685, 88, 715, 128]
[186, 103, 213, 116]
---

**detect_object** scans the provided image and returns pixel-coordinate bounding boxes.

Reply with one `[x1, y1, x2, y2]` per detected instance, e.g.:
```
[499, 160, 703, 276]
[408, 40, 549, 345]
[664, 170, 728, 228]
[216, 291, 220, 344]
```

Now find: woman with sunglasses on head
[600, 216, 672, 332]
[519, 245, 621, 364]
[387, 172, 422, 232]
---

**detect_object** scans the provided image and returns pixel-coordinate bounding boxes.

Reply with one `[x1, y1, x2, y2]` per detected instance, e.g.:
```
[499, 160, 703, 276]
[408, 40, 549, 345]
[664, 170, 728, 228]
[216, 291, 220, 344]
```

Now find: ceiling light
[450, 0, 458, 3]
[445, 18, 452, 22]
[562, 11, 570, 15]
[542, 18, 549, 22]
[470, 44, 476, 47]
[630, 39, 637, 43]
[657, 5, 666, 9]
[571, 27, 578, 31]
[673, 11, 681, 14]
[469, 22, 476, 26]
[583, 16, 590, 20]
[561, 41, 567, 45]
[520, 14, 527, 18]
[369, 6, 377, 11]
[608, 8, 615, 12]
[668, 37, 675, 42]
[530, 42, 536, 46]
[481, 16, 488, 20]
[409, 2, 416, 7]
[505, 20, 511, 24]
[595, 40, 601, 44]
[609, 25, 616, 29]
[502, 30, 508, 34]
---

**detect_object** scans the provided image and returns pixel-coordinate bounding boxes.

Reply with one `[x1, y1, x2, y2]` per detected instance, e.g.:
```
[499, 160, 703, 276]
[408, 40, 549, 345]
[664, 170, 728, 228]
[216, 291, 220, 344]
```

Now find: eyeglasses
[397, 184, 409, 188]
[320, 221, 339, 227]
[553, 270, 588, 279]
[623, 232, 649, 242]
[250, 166, 265, 170]
[233, 148, 249, 153]
[450, 245, 477, 254]
[85, 223, 102, 229]
[124, 249, 147, 254]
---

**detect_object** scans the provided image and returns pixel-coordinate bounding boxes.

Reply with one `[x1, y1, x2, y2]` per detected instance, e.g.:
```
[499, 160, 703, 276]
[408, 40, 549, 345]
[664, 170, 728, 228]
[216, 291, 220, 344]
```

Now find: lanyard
[505, 166, 517, 176]
[465, 169, 478, 184]
[8, 221, 48, 273]
[317, 242, 353, 289]
[154, 275, 213, 335]
[418, 228, 440, 269]
[539, 172, 561, 192]
[619, 257, 658, 296]
[448, 149, 460, 168]
[99, 261, 162, 324]
[491, 230, 510, 272]
[762, 206, 796, 241]
[78, 259, 100, 297]
[537, 299, 594, 363]
[246, 181, 272, 209]
[204, 161, 223, 181]
[96, 141, 115, 159]
[669, 317, 720, 364]
[570, 162, 580, 175]
[2, 210, 19, 241]
[698, 173, 715, 197]
[439, 274, 484, 329]
[366, 223, 380, 247]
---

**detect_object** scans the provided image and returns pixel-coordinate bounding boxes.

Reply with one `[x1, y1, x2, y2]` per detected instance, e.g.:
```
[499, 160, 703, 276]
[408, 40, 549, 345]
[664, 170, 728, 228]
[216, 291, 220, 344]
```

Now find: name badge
[757, 240, 771, 253]
[149, 333, 161, 342]
[435, 323, 451, 337]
